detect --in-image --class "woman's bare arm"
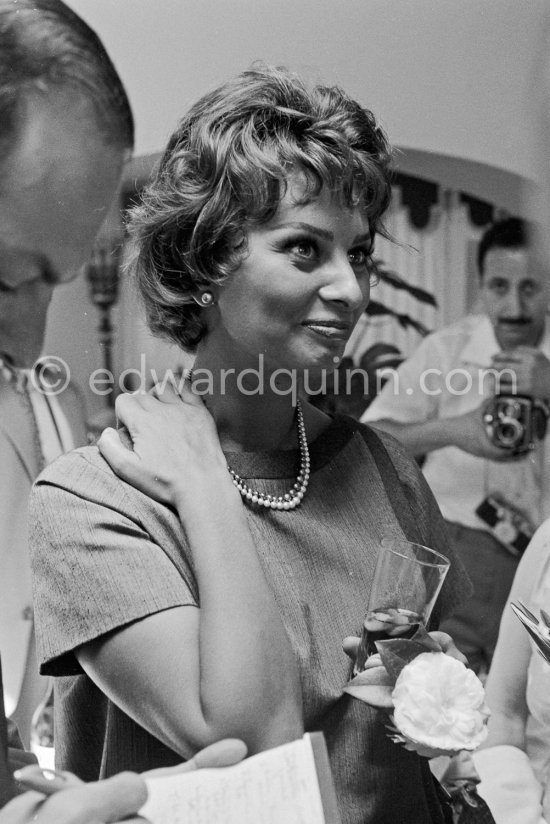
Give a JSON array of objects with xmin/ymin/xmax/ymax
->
[{"xmin": 76, "ymin": 386, "xmax": 303, "ymax": 758}]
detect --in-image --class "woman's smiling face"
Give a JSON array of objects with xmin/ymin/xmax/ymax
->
[{"xmin": 207, "ymin": 176, "xmax": 373, "ymax": 374}]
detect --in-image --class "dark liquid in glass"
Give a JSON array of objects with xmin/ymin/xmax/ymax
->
[{"xmin": 354, "ymin": 607, "xmax": 422, "ymax": 674}]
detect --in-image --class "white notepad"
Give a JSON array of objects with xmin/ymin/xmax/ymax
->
[{"xmin": 138, "ymin": 732, "xmax": 341, "ymax": 824}]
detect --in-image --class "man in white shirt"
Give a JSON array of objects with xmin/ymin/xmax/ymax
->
[
  {"xmin": 363, "ymin": 218, "xmax": 550, "ymax": 674},
  {"xmin": 0, "ymin": 0, "xmax": 133, "ymax": 745}
]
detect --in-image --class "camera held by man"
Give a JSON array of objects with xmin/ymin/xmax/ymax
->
[{"xmin": 482, "ymin": 393, "xmax": 550, "ymax": 455}]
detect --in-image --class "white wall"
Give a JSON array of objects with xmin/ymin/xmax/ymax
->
[{"xmin": 66, "ymin": 0, "xmax": 547, "ymax": 178}]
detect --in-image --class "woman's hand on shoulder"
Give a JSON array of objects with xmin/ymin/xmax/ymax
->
[{"xmin": 97, "ymin": 381, "xmax": 229, "ymax": 508}]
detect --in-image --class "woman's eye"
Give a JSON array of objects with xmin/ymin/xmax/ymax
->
[
  {"xmin": 291, "ymin": 240, "xmax": 317, "ymax": 259},
  {"xmin": 348, "ymin": 248, "xmax": 368, "ymax": 267}
]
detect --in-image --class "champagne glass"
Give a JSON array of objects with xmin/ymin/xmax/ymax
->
[{"xmin": 354, "ymin": 538, "xmax": 450, "ymax": 674}]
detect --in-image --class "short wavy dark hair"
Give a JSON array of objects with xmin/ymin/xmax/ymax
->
[{"xmin": 126, "ymin": 65, "xmax": 393, "ymax": 350}]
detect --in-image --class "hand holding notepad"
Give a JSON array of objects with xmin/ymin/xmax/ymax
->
[{"xmin": 138, "ymin": 733, "xmax": 340, "ymax": 824}]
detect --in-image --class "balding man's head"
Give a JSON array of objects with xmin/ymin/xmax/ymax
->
[
  {"xmin": 0, "ymin": 0, "xmax": 133, "ymax": 291},
  {"xmin": 0, "ymin": 0, "xmax": 133, "ymax": 160}
]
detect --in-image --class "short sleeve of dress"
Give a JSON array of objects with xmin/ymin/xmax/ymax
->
[
  {"xmin": 367, "ymin": 426, "xmax": 473, "ymax": 622},
  {"xmin": 29, "ymin": 448, "xmax": 198, "ymax": 677}
]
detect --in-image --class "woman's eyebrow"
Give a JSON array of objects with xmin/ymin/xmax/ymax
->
[
  {"xmin": 270, "ymin": 221, "xmax": 334, "ymax": 241},
  {"xmin": 270, "ymin": 221, "xmax": 371, "ymax": 247}
]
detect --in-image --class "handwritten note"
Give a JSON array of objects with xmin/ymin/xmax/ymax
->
[{"xmin": 139, "ymin": 734, "xmax": 328, "ymax": 824}]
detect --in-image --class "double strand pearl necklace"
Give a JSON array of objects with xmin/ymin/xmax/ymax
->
[
  {"xmin": 186, "ymin": 370, "xmax": 310, "ymax": 510},
  {"xmin": 228, "ymin": 400, "xmax": 310, "ymax": 510}
]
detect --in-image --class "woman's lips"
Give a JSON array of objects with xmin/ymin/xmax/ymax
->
[{"xmin": 302, "ymin": 320, "xmax": 351, "ymax": 339}]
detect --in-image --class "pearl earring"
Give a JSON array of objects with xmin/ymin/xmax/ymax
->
[{"xmin": 193, "ymin": 291, "xmax": 215, "ymax": 307}]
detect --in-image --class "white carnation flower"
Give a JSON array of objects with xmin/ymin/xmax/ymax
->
[{"xmin": 391, "ymin": 652, "xmax": 490, "ymax": 757}]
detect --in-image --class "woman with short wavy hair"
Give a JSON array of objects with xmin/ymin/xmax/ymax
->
[
  {"xmin": 129, "ymin": 66, "xmax": 392, "ymax": 350},
  {"xmin": 29, "ymin": 65, "xmax": 468, "ymax": 824}
]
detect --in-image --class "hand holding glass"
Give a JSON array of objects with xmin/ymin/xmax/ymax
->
[{"xmin": 354, "ymin": 538, "xmax": 450, "ymax": 674}]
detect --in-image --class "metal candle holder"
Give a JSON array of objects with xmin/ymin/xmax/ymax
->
[{"xmin": 85, "ymin": 242, "xmax": 122, "ymax": 407}]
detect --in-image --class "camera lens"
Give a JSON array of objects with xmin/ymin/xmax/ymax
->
[{"xmin": 494, "ymin": 417, "xmax": 523, "ymax": 448}]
